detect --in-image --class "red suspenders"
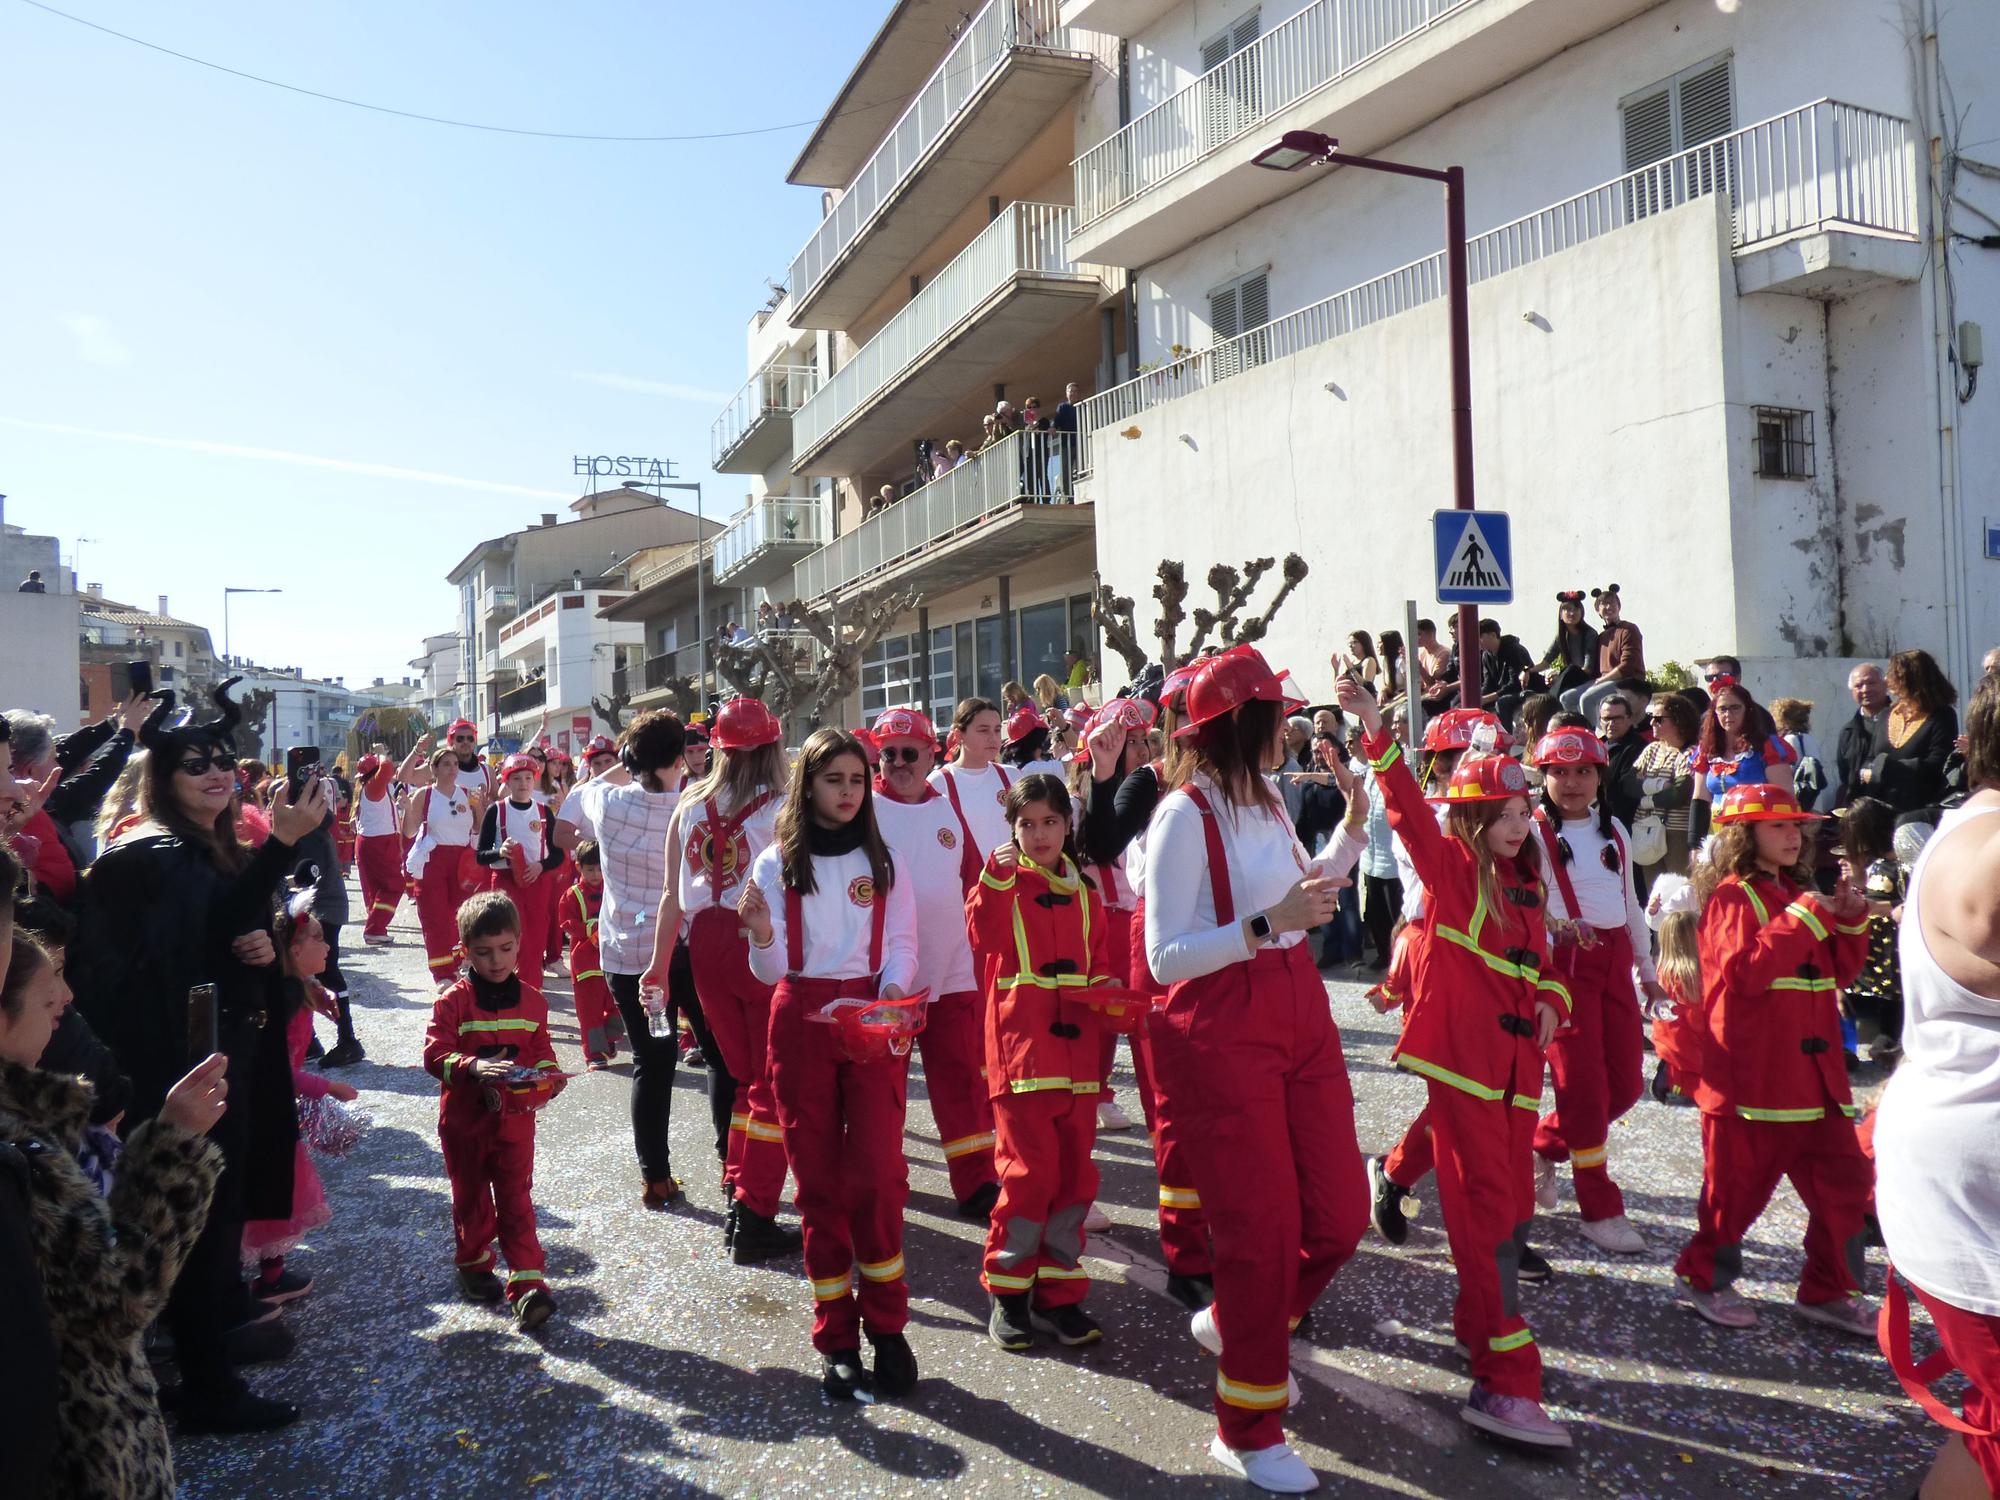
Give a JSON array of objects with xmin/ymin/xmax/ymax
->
[
  {"xmin": 1181, "ymin": 785, "xmax": 1237, "ymax": 925},
  {"xmin": 700, "ymin": 790, "xmax": 774, "ymax": 893},
  {"xmin": 783, "ymin": 881, "xmax": 887, "ymax": 978}
]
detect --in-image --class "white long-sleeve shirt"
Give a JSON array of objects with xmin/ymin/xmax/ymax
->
[
  {"xmin": 1144, "ymin": 772, "xmax": 1366, "ymax": 984},
  {"xmin": 872, "ymin": 787, "xmax": 978, "ymax": 996},
  {"xmin": 927, "ymin": 763, "xmax": 1013, "ymax": 862},
  {"xmin": 672, "ymin": 787, "xmax": 785, "ymax": 918},
  {"xmin": 1539, "ymin": 814, "xmax": 1657, "ymax": 984},
  {"xmin": 745, "ymin": 844, "xmax": 919, "ymax": 994}
]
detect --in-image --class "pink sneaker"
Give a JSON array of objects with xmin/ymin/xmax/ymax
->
[
  {"xmin": 1679, "ymin": 1279, "xmax": 1759, "ymax": 1329},
  {"xmin": 1794, "ymin": 1295, "xmax": 1878, "ymax": 1337},
  {"xmin": 1459, "ymin": 1384, "xmax": 1573, "ymax": 1448}
]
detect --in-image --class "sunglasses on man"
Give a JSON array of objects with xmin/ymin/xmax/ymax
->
[
  {"xmin": 176, "ymin": 752, "xmax": 239, "ymax": 777},
  {"xmin": 881, "ymin": 745, "xmax": 926, "ymax": 765}
]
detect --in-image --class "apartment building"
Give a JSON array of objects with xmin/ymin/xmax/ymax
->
[
  {"xmin": 717, "ymin": 0, "xmax": 1127, "ymax": 724},
  {"xmin": 1061, "ymin": 0, "xmax": 1998, "ymax": 706}
]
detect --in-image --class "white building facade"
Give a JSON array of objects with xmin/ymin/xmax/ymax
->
[{"xmin": 1060, "ymin": 0, "xmax": 1998, "ymax": 705}]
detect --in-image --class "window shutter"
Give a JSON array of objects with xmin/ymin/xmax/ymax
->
[
  {"xmin": 1238, "ymin": 272, "xmax": 1270, "ymax": 331},
  {"xmin": 1209, "ymin": 283, "xmax": 1242, "ymax": 343},
  {"xmin": 1232, "ymin": 10, "xmax": 1261, "ymax": 53},
  {"xmin": 1622, "ymin": 88, "xmax": 1673, "ymax": 171},
  {"xmin": 1201, "ymin": 31, "xmax": 1232, "ymax": 72},
  {"xmin": 1676, "ymin": 59, "xmax": 1733, "ymax": 149}
]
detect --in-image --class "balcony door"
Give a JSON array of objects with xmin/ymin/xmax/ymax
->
[{"xmin": 1201, "ymin": 9, "xmax": 1262, "ymax": 155}]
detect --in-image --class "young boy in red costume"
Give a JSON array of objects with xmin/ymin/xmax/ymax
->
[
  {"xmin": 556, "ymin": 840, "xmax": 623, "ymax": 1069},
  {"xmin": 1673, "ymin": 782, "xmax": 1876, "ymax": 1336},
  {"xmin": 422, "ymin": 892, "xmax": 565, "ymax": 1328},
  {"xmin": 1341, "ymin": 677, "xmax": 1576, "ymax": 1450},
  {"xmin": 968, "ymin": 773, "xmax": 1123, "ymax": 1352}
]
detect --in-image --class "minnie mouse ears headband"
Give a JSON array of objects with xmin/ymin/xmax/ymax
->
[
  {"xmin": 1590, "ymin": 584, "xmax": 1621, "ymax": 599},
  {"xmin": 1556, "ymin": 590, "xmax": 1585, "ymax": 605},
  {"xmin": 283, "ymin": 860, "xmax": 321, "ymax": 922}
]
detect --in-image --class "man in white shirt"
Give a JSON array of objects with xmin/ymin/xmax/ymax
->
[{"xmin": 874, "ymin": 706, "xmax": 999, "ymax": 1219}]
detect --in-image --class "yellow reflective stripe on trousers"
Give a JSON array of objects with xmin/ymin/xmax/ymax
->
[
  {"xmin": 986, "ymin": 1270, "xmax": 1035, "ymax": 1291},
  {"xmin": 1217, "ymin": 1373, "xmax": 1291, "ymax": 1409},
  {"xmin": 507, "ymin": 1268, "xmax": 546, "ymax": 1284},
  {"xmin": 743, "ymin": 1119, "xmax": 785, "ymax": 1143},
  {"xmin": 858, "ymin": 1255, "xmax": 905, "ymax": 1283},
  {"xmin": 811, "ymin": 1272, "xmax": 854, "ymax": 1301},
  {"xmin": 1737, "ymin": 1105, "xmax": 1827, "ymax": 1122},
  {"xmin": 1396, "ymin": 1053, "xmax": 1506, "ymax": 1102},
  {"xmin": 728, "ymin": 1113, "xmax": 751, "ymax": 1132},
  {"xmin": 575, "ymin": 968, "xmax": 606, "ymax": 982},
  {"xmin": 1009, "ymin": 1076, "xmax": 1078, "ymax": 1093},
  {"xmin": 1037, "ymin": 1265, "xmax": 1088, "ymax": 1280},
  {"xmin": 1489, "ymin": 1327, "xmax": 1536, "ymax": 1353},
  {"xmin": 942, "ymin": 1133, "xmax": 996, "ymax": 1159},
  {"xmin": 1785, "ymin": 899, "xmax": 1830, "ymax": 941},
  {"xmin": 1158, "ymin": 1185, "xmax": 1202, "ymax": 1209},
  {"xmin": 1573, "ymin": 1144, "xmax": 1608, "ymax": 1168}
]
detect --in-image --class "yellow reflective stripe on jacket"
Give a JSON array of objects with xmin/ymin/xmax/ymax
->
[
  {"xmin": 1742, "ymin": 883, "xmax": 1772, "ymax": 924},
  {"xmin": 575, "ymin": 968, "xmax": 606, "ymax": 983},
  {"xmin": 1008, "ymin": 1076, "xmax": 1088, "ymax": 1094},
  {"xmin": 1396, "ymin": 1053, "xmax": 1507, "ymax": 1102},
  {"xmin": 1737, "ymin": 1105, "xmax": 1827, "ymax": 1122},
  {"xmin": 1536, "ymin": 976, "xmax": 1573, "ymax": 1017},
  {"xmin": 457, "ymin": 1017, "xmax": 541, "ymax": 1035},
  {"xmin": 1769, "ymin": 976, "xmax": 1838, "ymax": 993},
  {"xmin": 1368, "ymin": 740, "xmax": 1403, "ymax": 774},
  {"xmin": 1836, "ymin": 919, "xmax": 1870, "ymax": 936},
  {"xmin": 1037, "ymin": 1265, "xmax": 1088, "ymax": 1280},
  {"xmin": 1434, "ymin": 923, "xmax": 1543, "ymax": 987},
  {"xmin": 998, "ymin": 859, "xmax": 1096, "ymax": 990},
  {"xmin": 1785, "ymin": 899, "xmax": 1829, "ymax": 941},
  {"xmin": 1511, "ymin": 1093, "xmax": 1542, "ymax": 1112},
  {"xmin": 979, "ymin": 868, "xmax": 1018, "ymax": 893}
]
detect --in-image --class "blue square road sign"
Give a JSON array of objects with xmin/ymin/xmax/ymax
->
[{"xmin": 1434, "ymin": 510, "xmax": 1513, "ymax": 605}]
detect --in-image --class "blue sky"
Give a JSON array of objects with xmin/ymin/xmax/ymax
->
[{"xmin": 1, "ymin": 0, "xmax": 878, "ymax": 685}]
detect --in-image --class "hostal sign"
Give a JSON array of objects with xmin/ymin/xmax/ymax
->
[{"xmin": 574, "ymin": 455, "xmax": 678, "ymax": 482}]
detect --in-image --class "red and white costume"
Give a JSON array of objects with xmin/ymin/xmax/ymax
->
[
  {"xmin": 354, "ymin": 757, "xmax": 406, "ymax": 941},
  {"xmin": 1145, "ymin": 769, "xmax": 1370, "ymax": 1453},
  {"xmin": 873, "ymin": 766, "xmax": 997, "ymax": 1202},
  {"xmin": 421, "ymin": 971, "xmax": 566, "ymax": 1303},
  {"xmin": 747, "ymin": 842, "xmax": 919, "ymax": 1354},
  {"xmin": 927, "ymin": 761, "xmax": 1012, "ymax": 863},
  {"xmin": 478, "ymin": 779, "xmax": 561, "ymax": 979},
  {"xmin": 405, "ymin": 780, "xmax": 479, "ymax": 983},
  {"xmin": 557, "ymin": 879, "xmax": 620, "ymax": 1063},
  {"xmin": 967, "ymin": 849, "xmax": 1118, "ymax": 1306}
]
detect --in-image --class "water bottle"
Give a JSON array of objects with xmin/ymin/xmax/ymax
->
[{"xmin": 641, "ymin": 984, "xmax": 671, "ymax": 1039}]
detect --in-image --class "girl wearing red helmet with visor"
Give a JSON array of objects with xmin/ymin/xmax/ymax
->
[{"xmin": 1145, "ymin": 646, "xmax": 1370, "ymax": 1494}]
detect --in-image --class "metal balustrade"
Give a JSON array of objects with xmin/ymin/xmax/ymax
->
[
  {"xmin": 795, "ymin": 429, "xmax": 1076, "ymax": 599},
  {"xmin": 1076, "ymin": 100, "xmax": 1916, "ymax": 477},
  {"xmin": 713, "ymin": 498, "xmax": 829, "ymax": 582},
  {"xmin": 792, "ymin": 201, "xmax": 1103, "ymax": 458},
  {"xmin": 788, "ymin": 0, "xmax": 1082, "ymax": 310},
  {"xmin": 711, "ymin": 365, "xmax": 819, "ymax": 468},
  {"xmin": 1072, "ymin": 0, "xmax": 1476, "ymax": 228}
]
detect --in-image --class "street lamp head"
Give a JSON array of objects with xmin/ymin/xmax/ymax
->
[{"xmin": 1251, "ymin": 130, "xmax": 1339, "ymax": 172}]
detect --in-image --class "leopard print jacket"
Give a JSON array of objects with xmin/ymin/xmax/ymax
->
[{"xmin": 0, "ymin": 1058, "xmax": 222, "ymax": 1500}]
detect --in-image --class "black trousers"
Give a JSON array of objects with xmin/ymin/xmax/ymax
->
[
  {"xmin": 317, "ymin": 923, "xmax": 357, "ymax": 1045},
  {"xmin": 165, "ymin": 1198, "xmax": 250, "ymax": 1399},
  {"xmin": 1362, "ymin": 875, "xmax": 1402, "ymax": 967},
  {"xmin": 609, "ymin": 944, "xmax": 732, "ymax": 1184}
]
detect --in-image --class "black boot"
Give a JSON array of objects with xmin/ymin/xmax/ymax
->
[
  {"xmin": 458, "ymin": 1268, "xmax": 504, "ymax": 1303},
  {"xmin": 1368, "ymin": 1155, "xmax": 1416, "ymax": 1246},
  {"xmin": 723, "ymin": 1199, "xmax": 740, "ymax": 1253},
  {"xmin": 319, "ymin": 992, "xmax": 364, "ymax": 1067},
  {"xmin": 867, "ymin": 1331, "xmax": 919, "ymax": 1397},
  {"xmin": 1030, "ymin": 1304, "xmax": 1102, "ymax": 1347},
  {"xmin": 1164, "ymin": 1272, "xmax": 1214, "ymax": 1311},
  {"xmin": 822, "ymin": 1349, "xmax": 872, "ymax": 1402},
  {"xmin": 1517, "ymin": 1245, "xmax": 1554, "ymax": 1284},
  {"xmin": 957, "ymin": 1181, "xmax": 1001, "ymax": 1222},
  {"xmin": 175, "ymin": 1383, "xmax": 301, "ymax": 1434},
  {"xmin": 730, "ymin": 1207, "xmax": 802, "ymax": 1265},
  {"xmin": 988, "ymin": 1292, "xmax": 1034, "ymax": 1351}
]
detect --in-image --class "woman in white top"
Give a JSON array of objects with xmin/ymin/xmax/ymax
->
[
  {"xmin": 642, "ymin": 696, "xmax": 794, "ymax": 1263},
  {"xmin": 1874, "ymin": 672, "xmax": 2000, "ymax": 1500},
  {"xmin": 929, "ymin": 697, "xmax": 1013, "ymax": 859},
  {"xmin": 1142, "ymin": 644, "xmax": 1369, "ymax": 1496},
  {"xmin": 401, "ymin": 745, "xmax": 478, "ymax": 987},
  {"xmin": 741, "ymin": 729, "xmax": 919, "ymax": 1404}
]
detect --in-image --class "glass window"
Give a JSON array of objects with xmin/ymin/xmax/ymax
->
[
  {"xmin": 1017, "ymin": 601, "xmax": 1068, "ymax": 692},
  {"xmin": 860, "ymin": 634, "xmax": 919, "ymax": 716},
  {"xmin": 955, "ymin": 621, "xmax": 975, "ymax": 703},
  {"xmin": 929, "ymin": 625, "xmax": 955, "ymax": 716},
  {"xmin": 974, "ymin": 616, "xmax": 1005, "ymax": 706}
]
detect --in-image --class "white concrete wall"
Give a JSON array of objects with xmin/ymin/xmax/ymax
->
[
  {"xmin": 0, "ymin": 593, "xmax": 82, "ymax": 723},
  {"xmin": 1092, "ymin": 196, "xmax": 1739, "ymax": 691}
]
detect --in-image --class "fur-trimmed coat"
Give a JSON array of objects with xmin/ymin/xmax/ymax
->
[{"xmin": 0, "ymin": 1059, "xmax": 222, "ymax": 1500}]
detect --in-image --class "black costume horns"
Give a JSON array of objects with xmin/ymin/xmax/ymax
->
[{"xmin": 136, "ymin": 675, "xmax": 243, "ymax": 754}]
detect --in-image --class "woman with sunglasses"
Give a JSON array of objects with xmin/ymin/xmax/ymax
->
[
  {"xmin": 1632, "ymin": 694, "xmax": 1698, "ymax": 878},
  {"xmin": 71, "ymin": 681, "xmax": 326, "ymax": 1433},
  {"xmin": 1526, "ymin": 723, "xmax": 1666, "ymax": 1257},
  {"xmin": 1689, "ymin": 678, "xmax": 1796, "ymax": 842}
]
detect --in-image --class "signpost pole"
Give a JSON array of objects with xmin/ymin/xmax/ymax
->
[{"xmin": 1444, "ymin": 165, "xmax": 1480, "ymax": 711}]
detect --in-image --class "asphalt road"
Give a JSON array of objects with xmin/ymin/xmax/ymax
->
[{"xmin": 173, "ymin": 880, "xmax": 1941, "ymax": 1499}]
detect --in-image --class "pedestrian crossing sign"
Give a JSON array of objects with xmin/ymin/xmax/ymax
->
[{"xmin": 1433, "ymin": 509, "xmax": 1513, "ymax": 604}]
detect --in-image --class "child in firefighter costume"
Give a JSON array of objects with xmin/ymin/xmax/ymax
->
[
  {"xmin": 402, "ymin": 745, "xmax": 482, "ymax": 987},
  {"xmin": 421, "ymin": 892, "xmax": 565, "ymax": 1328},
  {"xmin": 477, "ymin": 753, "xmax": 563, "ymax": 982},
  {"xmin": 1527, "ymin": 725, "xmax": 1668, "ymax": 1255},
  {"xmin": 646, "ymin": 696, "xmax": 798, "ymax": 1264},
  {"xmin": 556, "ymin": 840, "xmax": 623, "ymax": 1068},
  {"xmin": 969, "ymin": 772, "xmax": 1126, "ymax": 1352},
  {"xmin": 869, "ymin": 704, "xmax": 1001, "ymax": 1220},
  {"xmin": 1341, "ymin": 677, "xmax": 1576, "ymax": 1451},
  {"xmin": 1144, "ymin": 647, "xmax": 1371, "ymax": 1494},
  {"xmin": 740, "ymin": 729, "xmax": 922, "ymax": 1403},
  {"xmin": 1672, "ymin": 782, "xmax": 1877, "ymax": 1336},
  {"xmin": 1079, "ymin": 668, "xmax": 1217, "ymax": 1312},
  {"xmin": 928, "ymin": 697, "xmax": 1012, "ymax": 859},
  {"xmin": 352, "ymin": 752, "xmax": 405, "ymax": 947}
]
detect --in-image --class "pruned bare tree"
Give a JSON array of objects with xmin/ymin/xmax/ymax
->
[
  {"xmin": 232, "ymin": 687, "xmax": 277, "ymax": 765},
  {"xmin": 590, "ymin": 692, "xmax": 631, "ymax": 735},
  {"xmin": 712, "ymin": 584, "xmax": 920, "ymax": 731},
  {"xmin": 1090, "ymin": 571, "xmax": 1149, "ymax": 681},
  {"xmin": 1230, "ymin": 553, "xmax": 1309, "ymax": 646},
  {"xmin": 1098, "ymin": 553, "xmax": 1310, "ymax": 678},
  {"xmin": 1152, "ymin": 560, "xmax": 1189, "ymax": 667}
]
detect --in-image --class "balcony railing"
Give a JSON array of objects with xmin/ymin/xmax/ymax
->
[
  {"xmin": 788, "ymin": 0, "xmax": 1082, "ymax": 311},
  {"xmin": 711, "ymin": 364, "xmax": 819, "ymax": 468},
  {"xmin": 481, "ymin": 584, "xmax": 517, "ymax": 617},
  {"xmin": 1076, "ymin": 100, "xmax": 1916, "ymax": 477},
  {"xmin": 793, "ymin": 202, "xmax": 1101, "ymax": 458},
  {"xmin": 629, "ymin": 540, "xmax": 714, "ymax": 594},
  {"xmin": 714, "ymin": 498, "xmax": 829, "ymax": 582},
  {"xmin": 1072, "ymin": 0, "xmax": 1477, "ymax": 228},
  {"xmin": 496, "ymin": 677, "xmax": 547, "ymax": 718},
  {"xmin": 796, "ymin": 429, "xmax": 1080, "ymax": 600}
]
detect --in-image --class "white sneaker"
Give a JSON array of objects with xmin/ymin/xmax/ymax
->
[
  {"xmin": 1795, "ymin": 1295, "xmax": 1878, "ymax": 1338},
  {"xmin": 1083, "ymin": 1203, "xmax": 1112, "ymax": 1233},
  {"xmin": 1533, "ymin": 1154, "xmax": 1558, "ymax": 1211},
  {"xmin": 1096, "ymin": 1096, "xmax": 1134, "ymax": 1131},
  {"xmin": 1208, "ymin": 1437, "xmax": 1319, "ymax": 1493},
  {"xmin": 1191, "ymin": 1308, "xmax": 1300, "ymax": 1404},
  {"xmin": 1577, "ymin": 1214, "xmax": 1647, "ymax": 1255}
]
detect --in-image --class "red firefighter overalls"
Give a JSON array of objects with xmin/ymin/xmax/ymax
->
[
  {"xmin": 557, "ymin": 880, "xmax": 620, "ymax": 1064},
  {"xmin": 766, "ymin": 882, "xmax": 911, "ymax": 1354},
  {"xmin": 966, "ymin": 849, "xmax": 1118, "ymax": 1307},
  {"xmin": 1674, "ymin": 873, "xmax": 1873, "ymax": 1306},
  {"xmin": 1148, "ymin": 785, "xmax": 1370, "ymax": 1452},
  {"xmin": 1127, "ymin": 877, "xmax": 1212, "ymax": 1283},
  {"xmin": 354, "ymin": 759, "xmax": 406, "ymax": 941}
]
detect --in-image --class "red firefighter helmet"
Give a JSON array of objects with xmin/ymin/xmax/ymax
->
[
  {"xmin": 582, "ymin": 734, "xmax": 616, "ymax": 761},
  {"xmin": 1432, "ymin": 753, "xmax": 1533, "ymax": 804},
  {"xmin": 1713, "ymin": 782, "xmax": 1825, "ymax": 824},
  {"xmin": 1003, "ymin": 703, "xmax": 1046, "ymax": 745},
  {"xmin": 446, "ymin": 718, "xmax": 478, "ymax": 739},
  {"xmin": 1068, "ymin": 985, "xmax": 1153, "ymax": 1034},
  {"xmin": 499, "ymin": 752, "xmax": 540, "ymax": 782},
  {"xmin": 1174, "ymin": 645, "xmax": 1306, "ymax": 737},
  {"xmin": 1160, "ymin": 662, "xmax": 1202, "ymax": 702},
  {"xmin": 820, "ymin": 993, "xmax": 930, "ymax": 1062},
  {"xmin": 871, "ymin": 705, "xmax": 937, "ymax": 744},
  {"xmin": 1422, "ymin": 708, "xmax": 1509, "ymax": 753},
  {"xmin": 710, "ymin": 696, "xmax": 782, "ymax": 751},
  {"xmin": 544, "ymin": 747, "xmax": 572, "ymax": 766},
  {"xmin": 1531, "ymin": 727, "xmax": 1608, "ymax": 768},
  {"xmin": 1071, "ymin": 697, "xmax": 1160, "ymax": 763},
  {"xmin": 356, "ymin": 753, "xmax": 381, "ymax": 777}
]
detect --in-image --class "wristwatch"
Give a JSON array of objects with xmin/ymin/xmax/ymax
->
[{"xmin": 1248, "ymin": 911, "xmax": 1273, "ymax": 944}]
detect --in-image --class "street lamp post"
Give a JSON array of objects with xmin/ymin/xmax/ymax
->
[
  {"xmin": 1251, "ymin": 130, "xmax": 1481, "ymax": 711},
  {"xmin": 627, "ymin": 479, "xmax": 709, "ymax": 715},
  {"xmin": 222, "ymin": 586, "xmax": 283, "ymax": 665},
  {"xmin": 72, "ymin": 537, "xmax": 99, "ymax": 590}
]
